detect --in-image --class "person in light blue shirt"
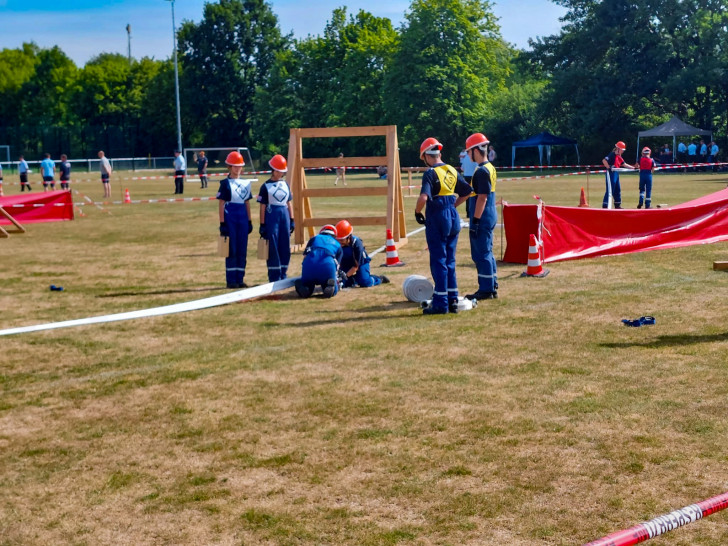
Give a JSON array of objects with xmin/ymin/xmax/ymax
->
[
  {"xmin": 18, "ymin": 155, "xmax": 31, "ymax": 192},
  {"xmin": 173, "ymin": 150, "xmax": 186, "ymax": 194},
  {"xmin": 677, "ymin": 141, "xmax": 687, "ymax": 164},
  {"xmin": 40, "ymin": 153, "xmax": 56, "ymax": 191}
]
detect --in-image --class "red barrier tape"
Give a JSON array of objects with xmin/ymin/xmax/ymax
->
[{"xmin": 585, "ymin": 491, "xmax": 728, "ymax": 546}]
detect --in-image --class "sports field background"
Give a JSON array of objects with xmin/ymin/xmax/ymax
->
[{"xmin": 2, "ymin": 167, "xmax": 728, "ymax": 544}]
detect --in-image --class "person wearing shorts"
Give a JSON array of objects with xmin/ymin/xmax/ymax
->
[
  {"xmin": 18, "ymin": 155, "xmax": 31, "ymax": 192},
  {"xmin": 59, "ymin": 154, "xmax": 71, "ymax": 190},
  {"xmin": 98, "ymin": 150, "xmax": 112, "ymax": 198},
  {"xmin": 40, "ymin": 153, "xmax": 56, "ymax": 191}
]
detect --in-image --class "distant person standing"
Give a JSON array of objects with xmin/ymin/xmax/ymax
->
[
  {"xmin": 173, "ymin": 149, "xmax": 186, "ymax": 194},
  {"xmin": 677, "ymin": 141, "xmax": 687, "ymax": 164},
  {"xmin": 709, "ymin": 141, "xmax": 719, "ymax": 171},
  {"xmin": 699, "ymin": 139, "xmax": 708, "ymax": 170},
  {"xmin": 637, "ymin": 147, "xmax": 656, "ymax": 209},
  {"xmin": 334, "ymin": 152, "xmax": 346, "ymax": 186},
  {"xmin": 18, "ymin": 155, "xmax": 31, "ymax": 192},
  {"xmin": 196, "ymin": 151, "xmax": 208, "ymax": 189},
  {"xmin": 98, "ymin": 150, "xmax": 112, "ymax": 199},
  {"xmin": 687, "ymin": 141, "xmax": 697, "ymax": 167},
  {"xmin": 58, "ymin": 154, "xmax": 71, "ymax": 190},
  {"xmin": 601, "ymin": 141, "xmax": 635, "ymax": 209},
  {"xmin": 0, "ymin": 161, "xmax": 4, "ymax": 196},
  {"xmin": 40, "ymin": 153, "xmax": 56, "ymax": 191}
]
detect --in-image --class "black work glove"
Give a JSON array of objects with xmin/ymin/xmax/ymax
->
[
  {"xmin": 290, "ymin": 219, "xmax": 295, "ymax": 234},
  {"xmin": 219, "ymin": 222, "xmax": 229, "ymax": 237},
  {"xmin": 415, "ymin": 212, "xmax": 425, "ymax": 225},
  {"xmin": 248, "ymin": 221, "xmax": 253, "ymax": 235},
  {"xmin": 259, "ymin": 224, "xmax": 267, "ymax": 239},
  {"xmin": 469, "ymin": 216, "xmax": 480, "ymax": 236}
]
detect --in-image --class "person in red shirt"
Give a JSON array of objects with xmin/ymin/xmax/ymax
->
[
  {"xmin": 637, "ymin": 147, "xmax": 657, "ymax": 209},
  {"xmin": 601, "ymin": 141, "xmax": 635, "ymax": 209}
]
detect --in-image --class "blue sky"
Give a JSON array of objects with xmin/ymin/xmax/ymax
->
[{"xmin": 0, "ymin": 0, "xmax": 567, "ymax": 66}]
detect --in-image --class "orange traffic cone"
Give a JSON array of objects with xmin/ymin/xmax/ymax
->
[
  {"xmin": 578, "ymin": 187, "xmax": 589, "ymax": 207},
  {"xmin": 382, "ymin": 228, "xmax": 406, "ymax": 267},
  {"xmin": 520, "ymin": 234, "xmax": 549, "ymax": 277},
  {"xmin": 124, "ymin": 188, "xmax": 131, "ymax": 204}
]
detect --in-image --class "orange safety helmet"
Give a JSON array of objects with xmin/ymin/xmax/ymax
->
[
  {"xmin": 642, "ymin": 147, "xmax": 651, "ymax": 155},
  {"xmin": 320, "ymin": 224, "xmax": 337, "ymax": 236},
  {"xmin": 335, "ymin": 219, "xmax": 353, "ymax": 240},
  {"xmin": 615, "ymin": 141, "xmax": 627, "ymax": 151},
  {"xmin": 465, "ymin": 132, "xmax": 490, "ymax": 152},
  {"xmin": 269, "ymin": 154, "xmax": 288, "ymax": 172},
  {"xmin": 225, "ymin": 151, "xmax": 246, "ymax": 166},
  {"xmin": 419, "ymin": 137, "xmax": 443, "ymax": 159}
]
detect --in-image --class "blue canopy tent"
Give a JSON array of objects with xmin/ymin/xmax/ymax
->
[{"xmin": 511, "ymin": 131, "xmax": 580, "ymax": 167}]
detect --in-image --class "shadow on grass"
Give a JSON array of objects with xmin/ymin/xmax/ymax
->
[
  {"xmin": 601, "ymin": 331, "xmax": 728, "ymax": 348},
  {"xmin": 355, "ymin": 301, "xmax": 418, "ymax": 312},
  {"xmin": 276, "ymin": 311, "xmax": 422, "ymax": 327},
  {"xmin": 98, "ymin": 286, "xmax": 227, "ymax": 298}
]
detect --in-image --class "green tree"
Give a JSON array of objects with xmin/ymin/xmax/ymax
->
[
  {"xmin": 383, "ymin": 0, "xmax": 510, "ymax": 164},
  {"xmin": 0, "ymin": 43, "xmax": 40, "ymax": 128},
  {"xmin": 530, "ymin": 0, "xmax": 728, "ymax": 156},
  {"xmin": 253, "ymin": 8, "xmax": 397, "ymax": 156},
  {"xmin": 177, "ymin": 0, "xmax": 288, "ymax": 147}
]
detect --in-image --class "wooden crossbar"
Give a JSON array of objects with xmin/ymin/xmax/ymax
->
[{"xmin": 0, "ymin": 206, "xmax": 26, "ymax": 238}]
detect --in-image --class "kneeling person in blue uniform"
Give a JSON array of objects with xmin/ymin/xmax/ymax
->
[
  {"xmin": 335, "ymin": 220, "xmax": 389, "ymax": 287},
  {"xmin": 295, "ymin": 225, "xmax": 343, "ymax": 298}
]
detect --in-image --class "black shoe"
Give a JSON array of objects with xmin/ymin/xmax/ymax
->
[
  {"xmin": 380, "ymin": 275, "xmax": 390, "ymax": 284},
  {"xmin": 614, "ymin": 205, "xmax": 623, "ymax": 209},
  {"xmin": 448, "ymin": 301, "xmax": 459, "ymax": 314},
  {"xmin": 322, "ymin": 278, "xmax": 337, "ymax": 298},
  {"xmin": 227, "ymin": 283, "xmax": 241, "ymax": 289},
  {"xmin": 637, "ymin": 203, "xmax": 643, "ymax": 209},
  {"xmin": 466, "ymin": 290, "xmax": 497, "ymax": 300},
  {"xmin": 294, "ymin": 279, "xmax": 313, "ymax": 298},
  {"xmin": 423, "ymin": 306, "xmax": 448, "ymax": 315}
]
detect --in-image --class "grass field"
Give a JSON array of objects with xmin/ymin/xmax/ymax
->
[{"xmin": 2, "ymin": 167, "xmax": 728, "ymax": 545}]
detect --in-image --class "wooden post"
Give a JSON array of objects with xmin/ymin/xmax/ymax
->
[{"xmin": 288, "ymin": 125, "xmax": 407, "ymax": 248}]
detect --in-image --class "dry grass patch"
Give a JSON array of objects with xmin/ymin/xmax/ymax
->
[{"xmin": 2, "ymin": 170, "xmax": 728, "ymax": 544}]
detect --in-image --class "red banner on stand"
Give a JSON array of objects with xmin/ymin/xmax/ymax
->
[
  {"xmin": 0, "ymin": 191, "xmax": 74, "ymax": 225},
  {"xmin": 503, "ymin": 188, "xmax": 728, "ymax": 264}
]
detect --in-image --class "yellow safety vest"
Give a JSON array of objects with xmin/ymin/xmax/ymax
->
[
  {"xmin": 432, "ymin": 165, "xmax": 459, "ymax": 196},
  {"xmin": 474, "ymin": 162, "xmax": 497, "ymax": 193}
]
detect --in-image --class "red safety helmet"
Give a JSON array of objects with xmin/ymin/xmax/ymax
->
[
  {"xmin": 642, "ymin": 147, "xmax": 651, "ymax": 155},
  {"xmin": 335, "ymin": 219, "xmax": 353, "ymax": 240},
  {"xmin": 615, "ymin": 141, "xmax": 627, "ymax": 150},
  {"xmin": 419, "ymin": 137, "xmax": 443, "ymax": 159},
  {"xmin": 465, "ymin": 132, "xmax": 490, "ymax": 152},
  {"xmin": 320, "ymin": 224, "xmax": 337, "ymax": 236},
  {"xmin": 269, "ymin": 154, "xmax": 288, "ymax": 172},
  {"xmin": 225, "ymin": 151, "xmax": 246, "ymax": 166}
]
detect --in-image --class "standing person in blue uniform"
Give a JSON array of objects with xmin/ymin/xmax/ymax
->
[
  {"xmin": 295, "ymin": 224, "xmax": 343, "ymax": 298},
  {"xmin": 40, "ymin": 153, "xmax": 56, "ymax": 191},
  {"xmin": 196, "ymin": 151, "xmax": 208, "ymax": 188},
  {"xmin": 217, "ymin": 151, "xmax": 253, "ymax": 289},
  {"xmin": 257, "ymin": 154, "xmax": 294, "ymax": 282},
  {"xmin": 98, "ymin": 151, "xmax": 112, "ymax": 199},
  {"xmin": 601, "ymin": 141, "xmax": 635, "ymax": 209},
  {"xmin": 173, "ymin": 149, "xmax": 186, "ymax": 194},
  {"xmin": 58, "ymin": 154, "xmax": 71, "ymax": 190},
  {"xmin": 414, "ymin": 137, "xmax": 472, "ymax": 315},
  {"xmin": 334, "ymin": 219, "xmax": 389, "ymax": 288},
  {"xmin": 18, "ymin": 155, "xmax": 31, "ymax": 192},
  {"xmin": 463, "ymin": 133, "xmax": 498, "ymax": 301},
  {"xmin": 637, "ymin": 147, "xmax": 657, "ymax": 209}
]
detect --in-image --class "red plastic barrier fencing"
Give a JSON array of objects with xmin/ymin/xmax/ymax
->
[{"xmin": 585, "ymin": 491, "xmax": 728, "ymax": 545}]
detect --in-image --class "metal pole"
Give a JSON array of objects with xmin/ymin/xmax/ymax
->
[
  {"xmin": 126, "ymin": 24, "xmax": 132, "ymax": 64},
  {"xmin": 167, "ymin": 0, "xmax": 183, "ymax": 152}
]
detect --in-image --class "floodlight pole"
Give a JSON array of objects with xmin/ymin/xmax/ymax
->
[
  {"xmin": 166, "ymin": 0, "xmax": 183, "ymax": 152},
  {"xmin": 126, "ymin": 24, "xmax": 132, "ymax": 64}
]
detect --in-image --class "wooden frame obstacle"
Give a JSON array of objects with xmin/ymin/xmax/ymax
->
[
  {"xmin": 0, "ymin": 206, "xmax": 26, "ymax": 238},
  {"xmin": 287, "ymin": 125, "xmax": 407, "ymax": 248}
]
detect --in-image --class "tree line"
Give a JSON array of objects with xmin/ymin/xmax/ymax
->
[{"xmin": 0, "ymin": 0, "xmax": 725, "ymax": 166}]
